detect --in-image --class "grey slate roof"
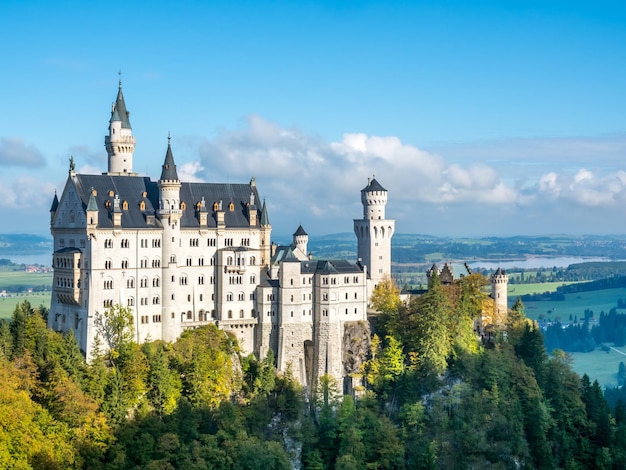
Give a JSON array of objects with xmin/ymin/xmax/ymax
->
[
  {"xmin": 50, "ymin": 193, "xmax": 59, "ymax": 212},
  {"xmin": 110, "ymin": 83, "xmax": 132, "ymax": 129},
  {"xmin": 361, "ymin": 178, "xmax": 386, "ymax": 193},
  {"xmin": 160, "ymin": 142, "xmax": 179, "ymax": 181},
  {"xmin": 300, "ymin": 259, "xmax": 364, "ymax": 275},
  {"xmin": 86, "ymin": 190, "xmax": 98, "ymax": 212},
  {"xmin": 260, "ymin": 199, "xmax": 270, "ymax": 226},
  {"xmin": 70, "ymin": 174, "xmax": 261, "ymax": 230},
  {"xmin": 293, "ymin": 225, "xmax": 307, "ymax": 237}
]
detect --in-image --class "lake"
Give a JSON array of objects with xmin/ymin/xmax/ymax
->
[{"xmin": 468, "ymin": 257, "xmax": 616, "ymax": 271}]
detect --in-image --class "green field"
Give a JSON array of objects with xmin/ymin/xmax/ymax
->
[
  {"xmin": 570, "ymin": 348, "xmax": 626, "ymax": 389},
  {"xmin": 0, "ymin": 292, "xmax": 51, "ymax": 319},
  {"xmin": 508, "ymin": 281, "xmax": 588, "ymax": 297},
  {"xmin": 518, "ymin": 287, "xmax": 626, "ymax": 323},
  {"xmin": 0, "ymin": 271, "xmax": 53, "ymax": 290}
]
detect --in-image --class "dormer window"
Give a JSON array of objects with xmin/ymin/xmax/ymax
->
[
  {"xmin": 213, "ymin": 202, "xmax": 219, "ymax": 211},
  {"xmin": 109, "ymin": 190, "xmax": 114, "ymax": 197},
  {"xmin": 229, "ymin": 202, "xmax": 234, "ymax": 211},
  {"xmin": 180, "ymin": 201, "xmax": 186, "ymax": 211},
  {"xmin": 139, "ymin": 200, "xmax": 146, "ymax": 211},
  {"xmin": 122, "ymin": 200, "xmax": 128, "ymax": 210}
]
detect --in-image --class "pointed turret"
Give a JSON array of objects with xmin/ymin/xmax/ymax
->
[
  {"xmin": 86, "ymin": 188, "xmax": 99, "ymax": 231},
  {"xmin": 105, "ymin": 77, "xmax": 136, "ymax": 175},
  {"xmin": 50, "ymin": 191, "xmax": 59, "ymax": 226},
  {"xmin": 160, "ymin": 138, "xmax": 179, "ymax": 181},
  {"xmin": 260, "ymin": 199, "xmax": 270, "ymax": 226}
]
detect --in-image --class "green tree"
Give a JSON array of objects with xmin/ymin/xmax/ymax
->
[{"xmin": 94, "ymin": 303, "xmax": 135, "ymax": 364}]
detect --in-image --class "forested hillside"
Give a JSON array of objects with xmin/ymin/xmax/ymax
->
[{"xmin": 1, "ymin": 274, "xmax": 625, "ymax": 469}]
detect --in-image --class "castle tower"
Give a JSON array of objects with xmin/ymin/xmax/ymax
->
[
  {"xmin": 293, "ymin": 225, "xmax": 308, "ymax": 260},
  {"xmin": 259, "ymin": 199, "xmax": 272, "ymax": 267},
  {"xmin": 157, "ymin": 137, "xmax": 182, "ymax": 342},
  {"xmin": 105, "ymin": 78, "xmax": 136, "ymax": 175},
  {"xmin": 490, "ymin": 268, "xmax": 508, "ymax": 324},
  {"xmin": 353, "ymin": 177, "xmax": 395, "ymax": 293}
]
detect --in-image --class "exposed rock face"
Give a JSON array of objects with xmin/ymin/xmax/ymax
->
[{"xmin": 343, "ymin": 321, "xmax": 371, "ymax": 375}]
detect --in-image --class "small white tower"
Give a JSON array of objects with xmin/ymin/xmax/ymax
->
[
  {"xmin": 490, "ymin": 268, "xmax": 509, "ymax": 324},
  {"xmin": 293, "ymin": 225, "xmax": 309, "ymax": 260},
  {"xmin": 105, "ymin": 78, "xmax": 136, "ymax": 175},
  {"xmin": 354, "ymin": 177, "xmax": 395, "ymax": 295}
]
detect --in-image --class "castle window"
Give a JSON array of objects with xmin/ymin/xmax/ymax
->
[
  {"xmin": 153, "ymin": 315, "xmax": 161, "ymax": 323},
  {"xmin": 141, "ymin": 277, "xmax": 148, "ymax": 288},
  {"xmin": 186, "ymin": 257, "xmax": 192, "ymax": 266},
  {"xmin": 227, "ymin": 293, "xmax": 233, "ymax": 302},
  {"xmin": 228, "ymin": 310, "xmax": 233, "ymax": 319},
  {"xmin": 238, "ymin": 292, "xmax": 245, "ymax": 301},
  {"xmin": 290, "ymin": 279, "xmax": 294, "ymax": 286},
  {"xmin": 121, "ymin": 259, "xmax": 128, "ymax": 269},
  {"xmin": 170, "ymin": 255, "xmax": 176, "ymax": 263},
  {"xmin": 171, "ymin": 312, "xmax": 175, "ymax": 319},
  {"xmin": 190, "ymin": 238, "xmax": 199, "ymax": 247},
  {"xmin": 240, "ymin": 309, "xmax": 244, "ymax": 318},
  {"xmin": 104, "ymin": 280, "xmax": 113, "ymax": 290},
  {"xmin": 250, "ymin": 275, "xmax": 256, "ymax": 284},
  {"xmin": 200, "ymin": 294, "xmax": 203, "ymax": 301},
  {"xmin": 355, "ymin": 293, "xmax": 358, "ymax": 299},
  {"xmin": 198, "ymin": 275, "xmax": 204, "ymax": 285},
  {"xmin": 180, "ymin": 276, "xmax": 188, "ymax": 285},
  {"xmin": 128, "ymin": 297, "xmax": 135, "ymax": 307},
  {"xmin": 250, "ymin": 293, "xmax": 254, "ymax": 300},
  {"xmin": 345, "ymin": 309, "xmax": 348, "ymax": 315},
  {"xmin": 323, "ymin": 293, "xmax": 328, "ymax": 301},
  {"xmin": 153, "ymin": 277, "xmax": 160, "ymax": 287},
  {"xmin": 152, "ymin": 259, "xmax": 161, "ymax": 268},
  {"xmin": 152, "ymin": 239, "xmax": 161, "ymax": 248},
  {"xmin": 105, "ymin": 259, "xmax": 112, "ymax": 269},
  {"xmin": 153, "ymin": 296, "xmax": 160, "ymax": 305},
  {"xmin": 141, "ymin": 316, "xmax": 149, "ymax": 324},
  {"xmin": 199, "ymin": 257, "xmax": 204, "ymax": 266},
  {"xmin": 227, "ymin": 256, "xmax": 233, "ymax": 265},
  {"xmin": 208, "ymin": 238, "xmax": 216, "ymax": 247},
  {"xmin": 127, "ymin": 278, "xmax": 135, "ymax": 289},
  {"xmin": 141, "ymin": 258, "xmax": 148, "ymax": 268},
  {"xmin": 345, "ymin": 293, "xmax": 348, "ymax": 299},
  {"xmin": 290, "ymin": 295, "xmax": 294, "ymax": 302},
  {"xmin": 187, "ymin": 311, "xmax": 192, "ymax": 320},
  {"xmin": 121, "ymin": 239, "xmax": 129, "ymax": 248},
  {"xmin": 187, "ymin": 295, "xmax": 191, "ymax": 301},
  {"xmin": 104, "ymin": 239, "xmax": 113, "ymax": 248},
  {"xmin": 250, "ymin": 256, "xmax": 256, "ymax": 265}
]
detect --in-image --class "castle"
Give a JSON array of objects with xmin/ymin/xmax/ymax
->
[{"xmin": 48, "ymin": 81, "xmax": 394, "ymax": 391}]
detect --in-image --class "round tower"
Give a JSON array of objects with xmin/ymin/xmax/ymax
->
[
  {"xmin": 490, "ymin": 268, "xmax": 509, "ymax": 323},
  {"xmin": 353, "ymin": 177, "xmax": 395, "ymax": 295},
  {"xmin": 293, "ymin": 225, "xmax": 308, "ymax": 259},
  {"xmin": 105, "ymin": 78, "xmax": 136, "ymax": 175},
  {"xmin": 157, "ymin": 137, "xmax": 182, "ymax": 342}
]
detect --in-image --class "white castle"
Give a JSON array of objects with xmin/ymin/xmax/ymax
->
[{"xmin": 48, "ymin": 81, "xmax": 394, "ymax": 390}]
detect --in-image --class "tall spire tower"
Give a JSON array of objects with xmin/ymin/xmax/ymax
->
[
  {"xmin": 354, "ymin": 177, "xmax": 395, "ymax": 295},
  {"xmin": 158, "ymin": 136, "xmax": 182, "ymax": 342},
  {"xmin": 105, "ymin": 75, "xmax": 136, "ymax": 175}
]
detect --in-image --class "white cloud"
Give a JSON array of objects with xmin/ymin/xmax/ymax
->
[{"xmin": 0, "ymin": 138, "xmax": 46, "ymax": 167}]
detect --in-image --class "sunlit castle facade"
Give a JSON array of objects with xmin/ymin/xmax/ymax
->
[{"xmin": 48, "ymin": 82, "xmax": 393, "ymax": 389}]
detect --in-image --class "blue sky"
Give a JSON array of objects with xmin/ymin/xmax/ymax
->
[{"xmin": 1, "ymin": 1, "xmax": 626, "ymax": 237}]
